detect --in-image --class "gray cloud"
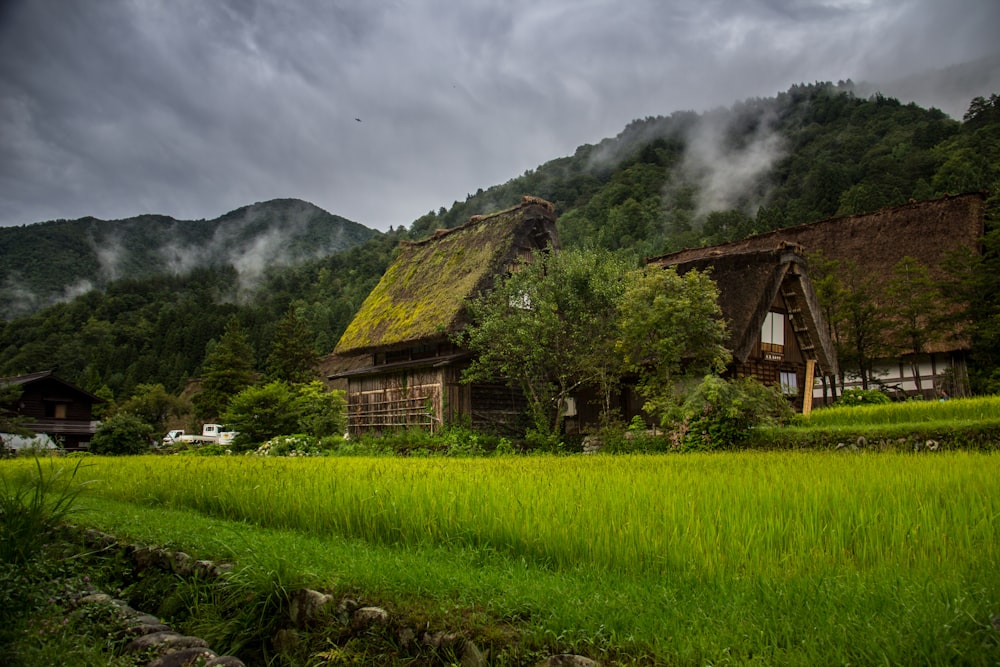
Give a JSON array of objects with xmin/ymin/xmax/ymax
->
[{"xmin": 1, "ymin": 0, "xmax": 998, "ymax": 231}]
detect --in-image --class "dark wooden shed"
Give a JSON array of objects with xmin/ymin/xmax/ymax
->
[{"xmin": 1, "ymin": 370, "xmax": 105, "ymax": 450}]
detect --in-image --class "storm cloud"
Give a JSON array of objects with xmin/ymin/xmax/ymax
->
[{"xmin": 1, "ymin": 0, "xmax": 997, "ymax": 230}]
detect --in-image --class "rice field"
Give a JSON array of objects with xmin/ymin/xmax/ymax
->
[
  {"xmin": 5, "ymin": 451, "xmax": 999, "ymax": 664},
  {"xmin": 800, "ymin": 395, "xmax": 1000, "ymax": 428}
]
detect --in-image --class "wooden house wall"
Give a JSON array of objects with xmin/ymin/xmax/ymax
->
[
  {"xmin": 17, "ymin": 378, "xmax": 95, "ymax": 421},
  {"xmin": 346, "ymin": 368, "xmax": 446, "ymax": 435},
  {"xmin": 468, "ymin": 383, "xmax": 529, "ymax": 434},
  {"xmin": 344, "ymin": 363, "xmax": 532, "ymax": 437},
  {"xmin": 6, "ymin": 377, "xmax": 99, "ymax": 449}
]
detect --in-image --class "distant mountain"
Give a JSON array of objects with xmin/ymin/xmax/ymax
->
[{"xmin": 0, "ymin": 198, "xmax": 378, "ymax": 319}]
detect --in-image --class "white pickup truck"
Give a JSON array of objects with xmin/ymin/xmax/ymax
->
[{"xmin": 171, "ymin": 424, "xmax": 238, "ymax": 446}]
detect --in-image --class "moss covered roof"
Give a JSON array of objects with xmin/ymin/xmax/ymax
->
[{"xmin": 334, "ymin": 197, "xmax": 558, "ymax": 356}]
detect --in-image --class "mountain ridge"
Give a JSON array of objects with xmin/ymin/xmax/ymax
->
[{"xmin": 0, "ymin": 198, "xmax": 379, "ymax": 319}]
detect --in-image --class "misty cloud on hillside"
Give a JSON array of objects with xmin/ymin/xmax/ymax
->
[
  {"xmin": 680, "ymin": 111, "xmax": 786, "ymax": 222},
  {"xmin": 0, "ymin": 198, "xmax": 375, "ymax": 319}
]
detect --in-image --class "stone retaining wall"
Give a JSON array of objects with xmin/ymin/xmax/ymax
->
[{"xmin": 66, "ymin": 525, "xmax": 601, "ymax": 667}]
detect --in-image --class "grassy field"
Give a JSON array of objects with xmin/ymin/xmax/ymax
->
[
  {"xmin": 797, "ymin": 395, "xmax": 1000, "ymax": 428},
  {"xmin": 4, "ymin": 450, "xmax": 998, "ymax": 665}
]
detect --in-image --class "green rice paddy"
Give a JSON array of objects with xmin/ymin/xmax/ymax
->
[{"xmin": 5, "ymin": 450, "xmax": 998, "ymax": 665}]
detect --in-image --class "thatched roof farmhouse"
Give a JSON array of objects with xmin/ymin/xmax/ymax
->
[
  {"xmin": 331, "ymin": 196, "xmax": 559, "ymax": 435},
  {"xmin": 652, "ymin": 244, "xmax": 838, "ymax": 409},
  {"xmin": 651, "ymin": 193, "xmax": 986, "ymax": 398}
]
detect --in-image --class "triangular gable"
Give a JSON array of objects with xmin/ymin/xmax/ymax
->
[
  {"xmin": 654, "ymin": 245, "xmax": 838, "ymax": 376},
  {"xmin": 334, "ymin": 197, "xmax": 558, "ymax": 356}
]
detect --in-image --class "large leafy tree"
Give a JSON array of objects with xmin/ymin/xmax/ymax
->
[
  {"xmin": 461, "ymin": 249, "xmax": 731, "ymax": 436},
  {"xmin": 222, "ymin": 380, "xmax": 347, "ymax": 449},
  {"xmin": 117, "ymin": 383, "xmax": 190, "ymax": 436},
  {"xmin": 835, "ymin": 261, "xmax": 889, "ymax": 391},
  {"xmin": 616, "ymin": 266, "xmax": 730, "ymax": 424},
  {"xmin": 89, "ymin": 412, "xmax": 154, "ymax": 455},
  {"xmin": 192, "ymin": 316, "xmax": 256, "ymax": 423},
  {"xmin": 459, "ymin": 247, "xmax": 635, "ymax": 437}
]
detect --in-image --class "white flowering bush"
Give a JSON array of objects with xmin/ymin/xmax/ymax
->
[{"xmin": 254, "ymin": 435, "xmax": 320, "ymax": 457}]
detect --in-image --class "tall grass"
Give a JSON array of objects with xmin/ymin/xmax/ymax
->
[
  {"xmin": 801, "ymin": 395, "xmax": 1000, "ymax": 428},
  {"xmin": 7, "ymin": 452, "xmax": 996, "ymax": 581},
  {"xmin": 0, "ymin": 459, "xmax": 89, "ymax": 565},
  {"xmin": 4, "ymin": 452, "xmax": 997, "ymax": 664}
]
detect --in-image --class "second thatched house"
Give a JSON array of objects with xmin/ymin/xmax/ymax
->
[
  {"xmin": 330, "ymin": 196, "xmax": 559, "ymax": 436},
  {"xmin": 652, "ymin": 243, "xmax": 838, "ymax": 411},
  {"xmin": 650, "ymin": 193, "xmax": 985, "ymax": 400}
]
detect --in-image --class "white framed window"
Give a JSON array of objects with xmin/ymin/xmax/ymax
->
[
  {"xmin": 761, "ymin": 311, "xmax": 785, "ymax": 359},
  {"xmin": 779, "ymin": 371, "xmax": 798, "ymax": 396}
]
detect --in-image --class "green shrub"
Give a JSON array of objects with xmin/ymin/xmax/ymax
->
[
  {"xmin": 836, "ymin": 388, "xmax": 892, "ymax": 407},
  {"xmin": 224, "ymin": 381, "xmax": 348, "ymax": 450},
  {"xmin": 679, "ymin": 376, "xmax": 793, "ymax": 451},
  {"xmin": 89, "ymin": 413, "xmax": 154, "ymax": 455}
]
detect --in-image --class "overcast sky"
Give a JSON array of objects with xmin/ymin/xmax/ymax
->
[{"xmin": 1, "ymin": 0, "xmax": 998, "ymax": 231}]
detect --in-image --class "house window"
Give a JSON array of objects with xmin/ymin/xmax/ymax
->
[
  {"xmin": 779, "ymin": 371, "xmax": 798, "ymax": 396},
  {"xmin": 761, "ymin": 312, "xmax": 785, "ymax": 360},
  {"xmin": 46, "ymin": 402, "xmax": 68, "ymax": 419}
]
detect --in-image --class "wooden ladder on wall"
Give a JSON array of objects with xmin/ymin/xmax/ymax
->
[{"xmin": 782, "ymin": 277, "xmax": 817, "ymax": 414}]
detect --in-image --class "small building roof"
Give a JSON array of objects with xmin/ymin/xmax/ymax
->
[
  {"xmin": 1, "ymin": 370, "xmax": 105, "ymax": 403},
  {"xmin": 333, "ymin": 197, "xmax": 559, "ymax": 357}
]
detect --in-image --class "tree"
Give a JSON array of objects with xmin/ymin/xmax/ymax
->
[
  {"xmin": 806, "ymin": 251, "xmax": 849, "ymax": 400},
  {"xmin": 222, "ymin": 381, "xmax": 299, "ymax": 448},
  {"xmin": 117, "ymin": 383, "xmax": 190, "ymax": 435},
  {"xmin": 836, "ymin": 261, "xmax": 888, "ymax": 390},
  {"xmin": 0, "ymin": 383, "xmax": 32, "ymax": 443},
  {"xmin": 459, "ymin": 247, "xmax": 635, "ymax": 438},
  {"xmin": 884, "ymin": 257, "xmax": 943, "ymax": 394},
  {"xmin": 90, "ymin": 412, "xmax": 154, "ymax": 455},
  {"xmin": 616, "ymin": 266, "xmax": 730, "ymax": 424},
  {"xmin": 222, "ymin": 380, "xmax": 347, "ymax": 449},
  {"xmin": 266, "ymin": 306, "xmax": 320, "ymax": 383},
  {"xmin": 293, "ymin": 381, "xmax": 347, "ymax": 438},
  {"xmin": 192, "ymin": 316, "xmax": 256, "ymax": 423}
]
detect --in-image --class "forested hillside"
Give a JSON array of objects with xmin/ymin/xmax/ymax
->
[
  {"xmin": 0, "ymin": 198, "xmax": 377, "ymax": 319},
  {"xmin": 1, "ymin": 82, "xmax": 998, "ymax": 404},
  {"xmin": 414, "ymin": 83, "xmax": 998, "ymax": 257}
]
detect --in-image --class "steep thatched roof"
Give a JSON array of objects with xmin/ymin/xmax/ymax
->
[
  {"xmin": 654, "ymin": 194, "xmax": 983, "ymax": 279},
  {"xmin": 650, "ymin": 193, "xmax": 985, "ymax": 353},
  {"xmin": 334, "ymin": 197, "xmax": 558, "ymax": 356},
  {"xmin": 660, "ymin": 245, "xmax": 838, "ymax": 375}
]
